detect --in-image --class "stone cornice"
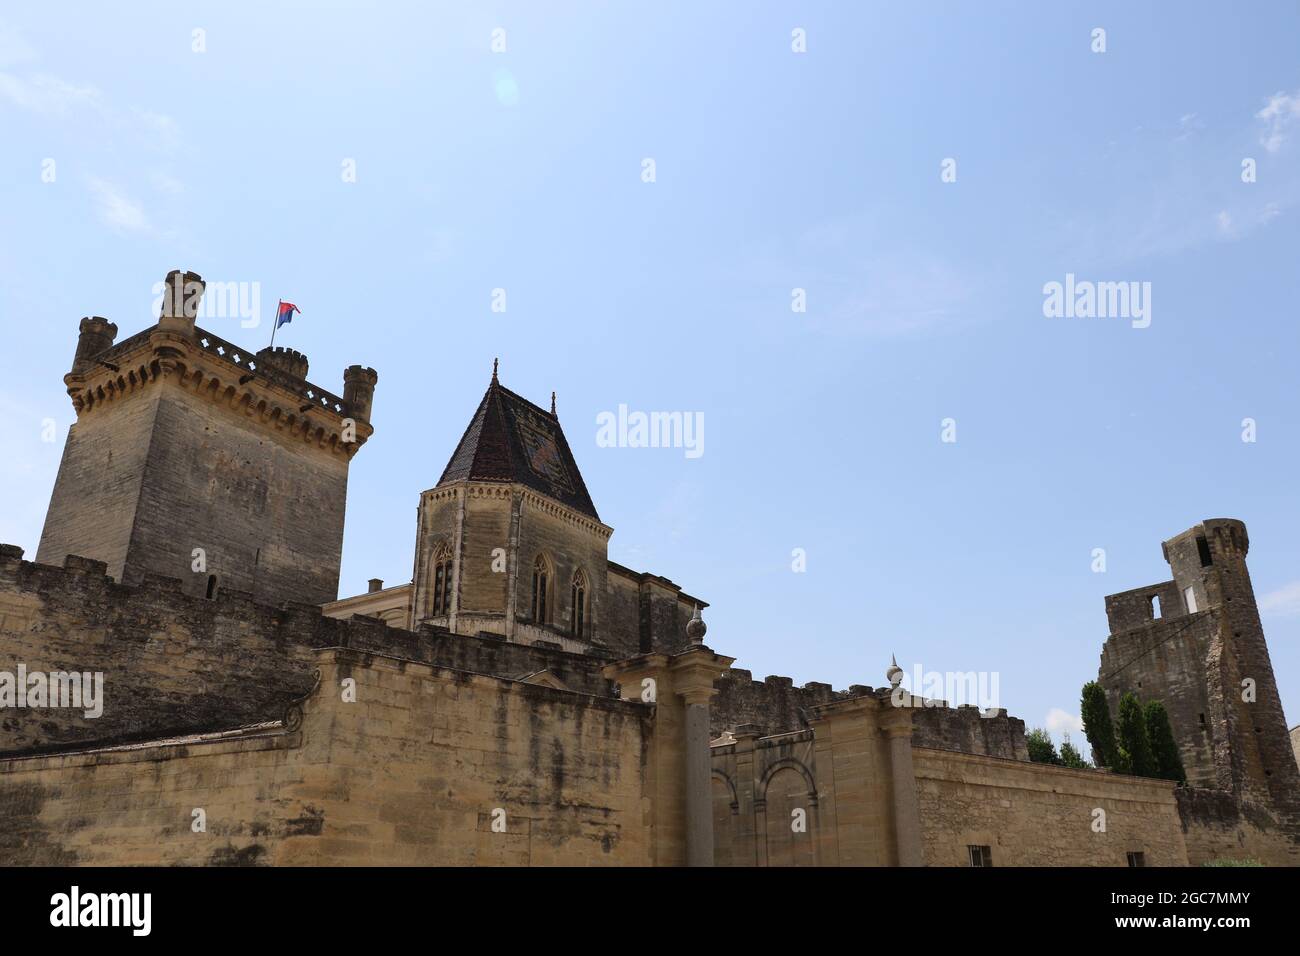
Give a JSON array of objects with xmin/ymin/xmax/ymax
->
[
  {"xmin": 422, "ymin": 480, "xmax": 614, "ymax": 540},
  {"xmin": 64, "ymin": 324, "xmax": 372, "ymax": 459}
]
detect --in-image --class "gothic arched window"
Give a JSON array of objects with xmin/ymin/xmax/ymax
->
[
  {"xmin": 571, "ymin": 569, "xmax": 588, "ymax": 638},
  {"xmin": 531, "ymin": 554, "xmax": 552, "ymax": 624},
  {"xmin": 432, "ymin": 543, "xmax": 454, "ymax": 615}
]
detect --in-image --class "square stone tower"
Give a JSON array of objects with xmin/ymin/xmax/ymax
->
[{"xmin": 36, "ymin": 271, "xmax": 377, "ymax": 606}]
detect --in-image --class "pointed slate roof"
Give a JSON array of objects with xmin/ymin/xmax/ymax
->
[{"xmin": 437, "ymin": 370, "xmax": 600, "ymax": 521}]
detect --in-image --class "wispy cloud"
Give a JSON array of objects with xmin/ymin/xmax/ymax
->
[
  {"xmin": 0, "ymin": 22, "xmax": 182, "ymax": 235},
  {"xmin": 1256, "ymin": 88, "xmax": 1300, "ymax": 153},
  {"xmin": 87, "ymin": 177, "xmax": 149, "ymax": 234},
  {"xmin": 0, "ymin": 71, "xmax": 101, "ymax": 114},
  {"xmin": 1259, "ymin": 580, "xmax": 1300, "ymax": 618},
  {"xmin": 1174, "ymin": 112, "xmax": 1205, "ymax": 143}
]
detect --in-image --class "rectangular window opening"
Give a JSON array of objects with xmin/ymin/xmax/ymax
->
[{"xmin": 967, "ymin": 844, "xmax": 992, "ymax": 868}]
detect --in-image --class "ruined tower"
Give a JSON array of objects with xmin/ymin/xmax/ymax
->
[
  {"xmin": 1099, "ymin": 519, "xmax": 1300, "ymax": 806},
  {"xmin": 36, "ymin": 270, "xmax": 377, "ymax": 606}
]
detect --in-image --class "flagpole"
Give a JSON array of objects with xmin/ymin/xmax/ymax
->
[{"xmin": 269, "ymin": 300, "xmax": 282, "ymax": 350}]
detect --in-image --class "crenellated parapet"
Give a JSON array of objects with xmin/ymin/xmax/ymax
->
[
  {"xmin": 255, "ymin": 346, "xmax": 310, "ymax": 381},
  {"xmin": 0, "ymin": 543, "xmax": 618, "ymax": 756},
  {"xmin": 60, "ymin": 271, "xmax": 378, "ymax": 458},
  {"xmin": 711, "ymin": 666, "xmax": 1029, "ymax": 760}
]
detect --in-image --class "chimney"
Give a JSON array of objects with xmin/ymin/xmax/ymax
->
[{"xmin": 368, "ymin": 578, "xmax": 383, "ymax": 593}]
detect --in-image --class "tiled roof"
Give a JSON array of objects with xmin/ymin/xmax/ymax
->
[{"xmin": 438, "ymin": 376, "xmax": 600, "ymax": 520}]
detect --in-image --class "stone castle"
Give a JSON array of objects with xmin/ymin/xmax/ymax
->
[{"xmin": 1, "ymin": 271, "xmax": 1297, "ymax": 866}]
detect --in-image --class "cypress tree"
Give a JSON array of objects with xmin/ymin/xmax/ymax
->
[
  {"xmin": 1144, "ymin": 700, "xmax": 1186, "ymax": 784},
  {"xmin": 1117, "ymin": 692, "xmax": 1156, "ymax": 777},
  {"xmin": 1080, "ymin": 681, "xmax": 1118, "ymax": 768}
]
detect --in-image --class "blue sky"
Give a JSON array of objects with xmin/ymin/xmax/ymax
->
[{"xmin": 2, "ymin": 2, "xmax": 1299, "ymax": 758}]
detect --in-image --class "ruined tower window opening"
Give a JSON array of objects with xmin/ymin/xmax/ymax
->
[
  {"xmin": 1150, "ymin": 595, "xmax": 1162, "ymax": 619},
  {"xmin": 967, "ymin": 845, "xmax": 993, "ymax": 867},
  {"xmin": 205, "ymin": 574, "xmax": 218, "ymax": 600},
  {"xmin": 1126, "ymin": 851, "xmax": 1146, "ymax": 868},
  {"xmin": 1196, "ymin": 535, "xmax": 1213, "ymax": 567},
  {"xmin": 1183, "ymin": 585, "xmax": 1197, "ymax": 614},
  {"xmin": 571, "ymin": 568, "xmax": 588, "ymax": 638},
  {"xmin": 431, "ymin": 544, "xmax": 453, "ymax": 615},
  {"xmin": 531, "ymin": 554, "xmax": 553, "ymax": 625}
]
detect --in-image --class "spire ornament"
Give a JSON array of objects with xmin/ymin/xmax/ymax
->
[
  {"xmin": 686, "ymin": 604, "xmax": 707, "ymax": 645},
  {"xmin": 886, "ymin": 654, "xmax": 904, "ymax": 689}
]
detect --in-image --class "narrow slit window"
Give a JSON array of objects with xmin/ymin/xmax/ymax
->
[{"xmin": 531, "ymin": 555, "xmax": 551, "ymax": 625}]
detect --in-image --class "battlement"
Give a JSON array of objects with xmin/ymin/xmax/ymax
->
[
  {"xmin": 0, "ymin": 545, "xmax": 618, "ymax": 756},
  {"xmin": 711, "ymin": 666, "xmax": 1028, "ymax": 760},
  {"xmin": 255, "ymin": 346, "xmax": 310, "ymax": 381},
  {"xmin": 71, "ymin": 320, "xmax": 371, "ymax": 450}
]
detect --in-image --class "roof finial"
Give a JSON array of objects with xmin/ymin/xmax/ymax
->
[
  {"xmin": 551, "ymin": 391, "xmax": 556, "ymax": 416},
  {"xmin": 686, "ymin": 604, "xmax": 707, "ymax": 645},
  {"xmin": 887, "ymin": 654, "xmax": 904, "ymax": 689},
  {"xmin": 492, "ymin": 357, "xmax": 499, "ymax": 383}
]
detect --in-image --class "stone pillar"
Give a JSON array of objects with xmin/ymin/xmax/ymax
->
[
  {"xmin": 682, "ymin": 693, "xmax": 712, "ymax": 865},
  {"xmin": 880, "ymin": 708, "xmax": 924, "ymax": 867},
  {"xmin": 603, "ymin": 642, "xmax": 733, "ymax": 867}
]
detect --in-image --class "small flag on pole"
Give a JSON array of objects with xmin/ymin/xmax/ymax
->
[{"xmin": 276, "ymin": 301, "xmax": 301, "ymax": 329}]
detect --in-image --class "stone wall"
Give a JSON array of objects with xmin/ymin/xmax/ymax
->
[
  {"xmin": 711, "ymin": 669, "xmax": 1028, "ymax": 760},
  {"xmin": 913, "ymin": 748, "xmax": 1188, "ymax": 866},
  {"xmin": 126, "ymin": 385, "xmax": 351, "ymax": 605},
  {"xmin": 1176, "ymin": 789, "xmax": 1300, "ymax": 866},
  {"xmin": 0, "ymin": 649, "xmax": 655, "ymax": 865},
  {"xmin": 1099, "ymin": 609, "xmax": 1219, "ymax": 787},
  {"xmin": 0, "ymin": 546, "xmax": 615, "ymax": 755}
]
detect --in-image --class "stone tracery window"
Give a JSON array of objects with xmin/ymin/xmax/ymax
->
[
  {"xmin": 431, "ymin": 543, "xmax": 454, "ymax": 615},
  {"xmin": 531, "ymin": 554, "xmax": 553, "ymax": 625},
  {"xmin": 571, "ymin": 568, "xmax": 588, "ymax": 638}
]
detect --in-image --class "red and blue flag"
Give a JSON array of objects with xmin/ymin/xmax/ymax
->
[{"xmin": 275, "ymin": 300, "xmax": 301, "ymax": 329}]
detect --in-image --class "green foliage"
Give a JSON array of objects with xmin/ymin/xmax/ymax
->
[
  {"xmin": 1144, "ymin": 700, "xmax": 1186, "ymax": 784},
  {"xmin": 1059, "ymin": 734, "xmax": 1089, "ymax": 769},
  {"xmin": 1026, "ymin": 727, "xmax": 1060, "ymax": 764},
  {"xmin": 1080, "ymin": 681, "xmax": 1118, "ymax": 768},
  {"xmin": 1117, "ymin": 692, "xmax": 1156, "ymax": 777}
]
